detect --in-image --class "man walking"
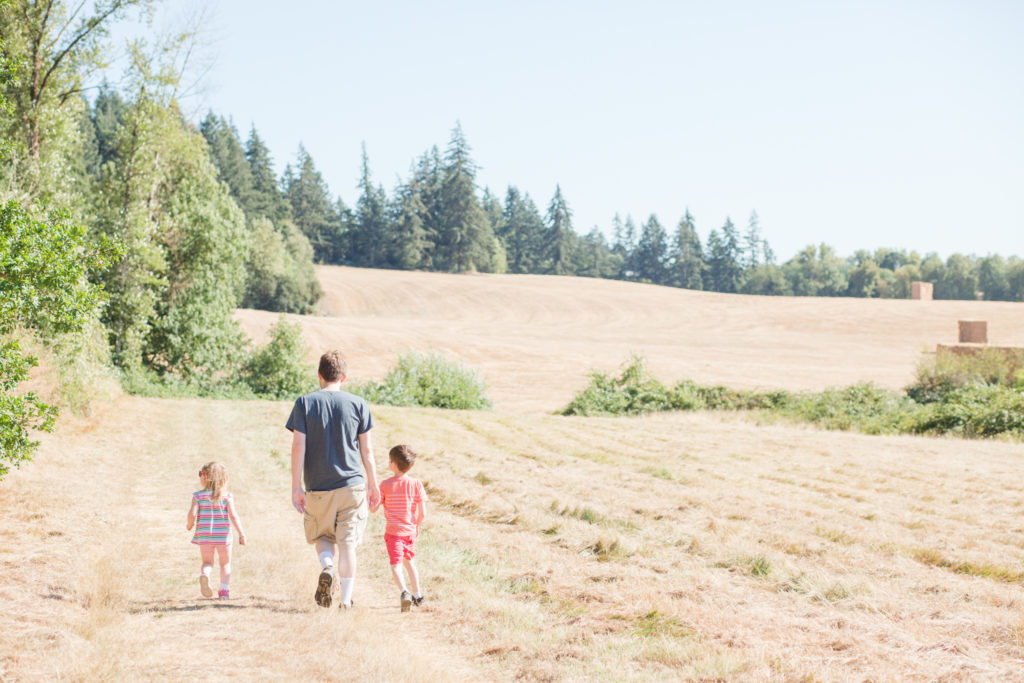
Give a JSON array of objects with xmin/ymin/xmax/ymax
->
[{"xmin": 287, "ymin": 350, "xmax": 380, "ymax": 608}]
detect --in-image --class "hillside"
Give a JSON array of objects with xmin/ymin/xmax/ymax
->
[{"xmin": 237, "ymin": 266, "xmax": 1024, "ymax": 412}]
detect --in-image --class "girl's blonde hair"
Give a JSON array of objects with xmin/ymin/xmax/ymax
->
[{"xmin": 200, "ymin": 461, "xmax": 228, "ymax": 503}]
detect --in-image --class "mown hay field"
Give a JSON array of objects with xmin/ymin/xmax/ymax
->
[
  {"xmin": 238, "ymin": 266, "xmax": 1024, "ymax": 413},
  {"xmin": 3, "ymin": 267, "xmax": 1024, "ymax": 681}
]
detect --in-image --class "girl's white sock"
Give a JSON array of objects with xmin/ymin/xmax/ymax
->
[
  {"xmin": 413, "ymin": 592, "xmax": 422, "ymax": 599},
  {"xmin": 318, "ymin": 550, "xmax": 334, "ymax": 571},
  {"xmin": 339, "ymin": 578, "xmax": 355, "ymax": 605},
  {"xmin": 220, "ymin": 583, "xmax": 229, "ymax": 591}
]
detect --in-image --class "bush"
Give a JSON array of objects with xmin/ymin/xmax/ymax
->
[
  {"xmin": 242, "ymin": 317, "xmax": 314, "ymax": 399},
  {"xmin": 912, "ymin": 384, "xmax": 1024, "ymax": 437},
  {"xmin": 561, "ymin": 356, "xmax": 788, "ymax": 416},
  {"xmin": 560, "ymin": 354, "xmax": 1024, "ymax": 441},
  {"xmin": 349, "ymin": 352, "xmax": 491, "ymax": 410},
  {"xmin": 906, "ymin": 349, "xmax": 1024, "ymax": 404},
  {"xmin": 561, "ymin": 356, "xmax": 673, "ymax": 416},
  {"xmin": 780, "ymin": 383, "xmax": 919, "ymax": 434}
]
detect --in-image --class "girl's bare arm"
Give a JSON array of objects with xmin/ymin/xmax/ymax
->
[
  {"xmin": 187, "ymin": 497, "xmax": 197, "ymax": 530},
  {"xmin": 226, "ymin": 498, "xmax": 247, "ymax": 545}
]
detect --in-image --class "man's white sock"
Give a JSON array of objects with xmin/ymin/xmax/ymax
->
[
  {"xmin": 318, "ymin": 550, "xmax": 334, "ymax": 571},
  {"xmin": 339, "ymin": 578, "xmax": 355, "ymax": 605}
]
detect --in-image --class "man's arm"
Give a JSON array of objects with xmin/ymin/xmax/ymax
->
[
  {"xmin": 358, "ymin": 430, "xmax": 380, "ymax": 508},
  {"xmin": 291, "ymin": 430, "xmax": 306, "ymax": 514}
]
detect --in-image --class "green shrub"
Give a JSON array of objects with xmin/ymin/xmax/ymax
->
[
  {"xmin": 561, "ymin": 354, "xmax": 1024, "ymax": 440},
  {"xmin": 907, "ymin": 349, "xmax": 1024, "ymax": 404},
  {"xmin": 912, "ymin": 384, "xmax": 1024, "ymax": 437},
  {"xmin": 349, "ymin": 352, "xmax": 491, "ymax": 410},
  {"xmin": 242, "ymin": 317, "xmax": 315, "ymax": 399},
  {"xmin": 780, "ymin": 382, "xmax": 919, "ymax": 434},
  {"xmin": 561, "ymin": 356, "xmax": 673, "ymax": 416}
]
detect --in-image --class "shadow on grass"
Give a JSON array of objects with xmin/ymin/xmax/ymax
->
[{"xmin": 127, "ymin": 596, "xmax": 305, "ymax": 615}]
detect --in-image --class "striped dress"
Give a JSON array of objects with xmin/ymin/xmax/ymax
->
[{"xmin": 191, "ymin": 491, "xmax": 233, "ymax": 545}]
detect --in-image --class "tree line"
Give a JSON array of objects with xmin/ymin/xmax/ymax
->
[{"xmin": 199, "ymin": 112, "xmax": 1024, "ymax": 303}]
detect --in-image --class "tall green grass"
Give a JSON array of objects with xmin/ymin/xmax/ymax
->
[{"xmin": 560, "ymin": 354, "xmax": 1024, "ymax": 440}]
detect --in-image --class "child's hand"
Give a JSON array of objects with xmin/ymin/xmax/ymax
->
[{"xmin": 238, "ymin": 533, "xmax": 247, "ymax": 546}]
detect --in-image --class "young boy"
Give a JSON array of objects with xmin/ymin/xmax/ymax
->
[{"xmin": 371, "ymin": 445, "xmax": 427, "ymax": 612}]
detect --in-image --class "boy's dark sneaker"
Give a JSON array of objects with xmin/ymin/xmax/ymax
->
[
  {"xmin": 315, "ymin": 570, "xmax": 333, "ymax": 608},
  {"xmin": 412, "ymin": 595, "xmax": 425, "ymax": 607},
  {"xmin": 400, "ymin": 590, "xmax": 413, "ymax": 613}
]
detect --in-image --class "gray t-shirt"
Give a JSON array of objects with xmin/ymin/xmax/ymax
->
[{"xmin": 286, "ymin": 389, "xmax": 374, "ymax": 492}]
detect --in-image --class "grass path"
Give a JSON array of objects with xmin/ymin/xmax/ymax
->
[{"xmin": 3, "ymin": 396, "xmax": 1024, "ymax": 680}]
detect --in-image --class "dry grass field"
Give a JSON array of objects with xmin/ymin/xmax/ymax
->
[
  {"xmin": 238, "ymin": 266, "xmax": 1024, "ymax": 413},
  {"xmin": 3, "ymin": 267, "xmax": 1024, "ymax": 681}
]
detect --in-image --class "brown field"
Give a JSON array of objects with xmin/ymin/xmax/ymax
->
[
  {"xmin": 3, "ymin": 267, "xmax": 1024, "ymax": 681},
  {"xmin": 238, "ymin": 266, "xmax": 1024, "ymax": 413}
]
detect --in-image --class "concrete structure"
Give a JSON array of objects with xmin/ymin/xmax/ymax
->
[{"xmin": 911, "ymin": 281, "xmax": 933, "ymax": 300}]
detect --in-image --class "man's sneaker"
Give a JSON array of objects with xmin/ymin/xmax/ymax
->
[
  {"xmin": 218, "ymin": 589, "xmax": 229, "ymax": 600},
  {"xmin": 315, "ymin": 569, "xmax": 333, "ymax": 608},
  {"xmin": 400, "ymin": 590, "xmax": 413, "ymax": 613},
  {"xmin": 412, "ymin": 594, "xmax": 425, "ymax": 607},
  {"xmin": 199, "ymin": 574, "xmax": 213, "ymax": 598}
]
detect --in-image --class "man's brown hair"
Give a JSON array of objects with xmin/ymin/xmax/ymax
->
[
  {"xmin": 389, "ymin": 444, "xmax": 417, "ymax": 473},
  {"xmin": 318, "ymin": 350, "xmax": 348, "ymax": 382}
]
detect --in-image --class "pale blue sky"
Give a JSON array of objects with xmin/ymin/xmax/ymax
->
[{"xmin": 122, "ymin": 1, "xmax": 1023, "ymax": 260}]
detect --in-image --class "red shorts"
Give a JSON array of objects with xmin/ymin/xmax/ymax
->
[{"xmin": 384, "ymin": 533, "xmax": 416, "ymax": 564}]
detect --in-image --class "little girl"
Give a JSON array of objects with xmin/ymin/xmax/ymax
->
[{"xmin": 187, "ymin": 461, "xmax": 246, "ymax": 599}]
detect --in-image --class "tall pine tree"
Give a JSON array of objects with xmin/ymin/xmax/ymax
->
[{"xmin": 543, "ymin": 185, "xmax": 575, "ymax": 275}]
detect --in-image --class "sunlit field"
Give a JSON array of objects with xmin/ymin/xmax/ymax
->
[{"xmin": 4, "ymin": 267, "xmax": 1024, "ymax": 681}]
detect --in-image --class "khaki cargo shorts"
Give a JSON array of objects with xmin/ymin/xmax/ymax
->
[{"xmin": 303, "ymin": 485, "xmax": 368, "ymax": 546}]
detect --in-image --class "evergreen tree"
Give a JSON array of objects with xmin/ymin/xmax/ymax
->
[
  {"xmin": 705, "ymin": 218, "xmax": 744, "ymax": 292},
  {"xmin": 435, "ymin": 122, "xmax": 496, "ymax": 272},
  {"xmin": 574, "ymin": 227, "xmax": 621, "ymax": 278},
  {"xmin": 633, "ymin": 214, "xmax": 669, "ymax": 284},
  {"xmin": 245, "ymin": 126, "xmax": 291, "ymax": 224},
  {"xmin": 351, "ymin": 143, "xmax": 390, "ymax": 267},
  {"xmin": 200, "ymin": 113, "xmax": 255, "ymax": 215},
  {"xmin": 91, "ymin": 84, "xmax": 127, "ymax": 168},
  {"xmin": 669, "ymin": 210, "xmax": 704, "ymax": 289},
  {"xmin": 284, "ymin": 145, "xmax": 343, "ymax": 264},
  {"xmin": 390, "ymin": 178, "xmax": 432, "ymax": 269},
  {"xmin": 618, "ymin": 215, "xmax": 639, "ymax": 279},
  {"xmin": 543, "ymin": 185, "xmax": 575, "ymax": 275},
  {"xmin": 743, "ymin": 210, "xmax": 763, "ymax": 269},
  {"xmin": 497, "ymin": 186, "xmax": 546, "ymax": 274}
]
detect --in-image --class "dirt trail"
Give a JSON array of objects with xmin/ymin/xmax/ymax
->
[{"xmin": 0, "ymin": 397, "xmax": 501, "ymax": 682}]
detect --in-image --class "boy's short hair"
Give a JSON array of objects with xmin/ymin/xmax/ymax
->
[
  {"xmin": 389, "ymin": 445, "xmax": 417, "ymax": 473},
  {"xmin": 318, "ymin": 350, "xmax": 347, "ymax": 382}
]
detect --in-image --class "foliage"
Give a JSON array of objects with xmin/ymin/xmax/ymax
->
[
  {"xmin": 0, "ymin": 201, "xmax": 105, "ymax": 477},
  {"xmin": 241, "ymin": 316, "xmax": 314, "ymax": 399},
  {"xmin": 562, "ymin": 354, "xmax": 1024, "ymax": 440},
  {"xmin": 348, "ymin": 352, "xmax": 491, "ymax": 410},
  {"xmin": 906, "ymin": 349, "xmax": 1024, "ymax": 404}
]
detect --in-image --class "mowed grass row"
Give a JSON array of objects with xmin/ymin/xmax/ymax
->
[{"xmin": 3, "ymin": 398, "xmax": 1024, "ymax": 680}]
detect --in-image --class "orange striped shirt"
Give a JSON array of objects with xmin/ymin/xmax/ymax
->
[{"xmin": 379, "ymin": 475, "xmax": 426, "ymax": 537}]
